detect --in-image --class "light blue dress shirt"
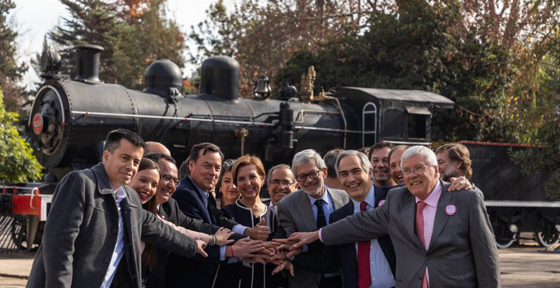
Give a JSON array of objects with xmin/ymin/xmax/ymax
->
[{"xmin": 351, "ymin": 186, "xmax": 395, "ymax": 288}]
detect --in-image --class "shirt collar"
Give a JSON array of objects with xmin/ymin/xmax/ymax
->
[
  {"xmin": 415, "ymin": 180, "xmax": 442, "ymax": 208},
  {"xmin": 307, "ymin": 187, "xmax": 330, "ymax": 206},
  {"xmin": 115, "ymin": 186, "xmax": 127, "ymax": 203},
  {"xmin": 351, "ymin": 185, "xmax": 375, "ymax": 211},
  {"xmin": 189, "ymin": 176, "xmax": 209, "ymax": 196}
]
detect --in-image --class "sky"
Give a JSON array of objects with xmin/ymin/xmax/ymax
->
[{"xmin": 11, "ymin": 0, "xmax": 221, "ymax": 91}]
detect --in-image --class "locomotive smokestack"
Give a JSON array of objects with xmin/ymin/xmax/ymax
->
[
  {"xmin": 200, "ymin": 56, "xmax": 239, "ymax": 101},
  {"xmin": 74, "ymin": 44, "xmax": 104, "ymax": 84}
]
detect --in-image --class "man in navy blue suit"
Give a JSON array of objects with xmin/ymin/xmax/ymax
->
[{"xmin": 167, "ymin": 143, "xmax": 270, "ymax": 288}]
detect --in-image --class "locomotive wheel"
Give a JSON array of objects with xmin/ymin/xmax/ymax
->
[
  {"xmin": 535, "ymin": 231, "xmax": 560, "ymax": 248},
  {"xmin": 495, "ymin": 238, "xmax": 515, "ymax": 249}
]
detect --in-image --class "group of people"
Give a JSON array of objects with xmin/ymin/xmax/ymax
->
[{"xmin": 27, "ymin": 128, "xmax": 500, "ymax": 288}]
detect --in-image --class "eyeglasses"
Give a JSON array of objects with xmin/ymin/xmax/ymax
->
[
  {"xmin": 269, "ymin": 179, "xmax": 295, "ymax": 186},
  {"xmin": 295, "ymin": 170, "xmax": 320, "ymax": 182},
  {"xmin": 402, "ymin": 165, "xmax": 428, "ymax": 176},
  {"xmin": 162, "ymin": 174, "xmax": 179, "ymax": 186}
]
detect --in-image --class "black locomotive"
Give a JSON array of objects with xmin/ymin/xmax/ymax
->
[{"xmin": 28, "ymin": 44, "xmax": 452, "ymax": 187}]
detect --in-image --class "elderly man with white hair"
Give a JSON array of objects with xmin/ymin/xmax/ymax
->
[{"xmin": 287, "ymin": 146, "xmax": 500, "ymax": 288}]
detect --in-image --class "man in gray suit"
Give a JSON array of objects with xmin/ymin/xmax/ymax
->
[
  {"xmin": 27, "ymin": 129, "xmax": 207, "ymax": 288},
  {"xmin": 277, "ymin": 149, "xmax": 350, "ymax": 288},
  {"xmin": 288, "ymin": 146, "xmax": 500, "ymax": 288}
]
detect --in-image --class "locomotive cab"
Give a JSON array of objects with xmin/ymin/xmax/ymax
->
[{"xmin": 335, "ymin": 87, "xmax": 454, "ymax": 147}]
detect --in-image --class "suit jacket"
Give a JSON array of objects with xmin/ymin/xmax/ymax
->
[
  {"xmin": 145, "ymin": 198, "xmax": 219, "ymax": 288},
  {"xmin": 166, "ymin": 176, "xmax": 239, "ymax": 288},
  {"xmin": 292, "ymin": 185, "xmax": 397, "ymax": 288},
  {"xmin": 27, "ymin": 163, "xmax": 197, "ymax": 288},
  {"xmin": 173, "ymin": 176, "xmax": 237, "ymax": 228},
  {"xmin": 321, "ymin": 182, "xmax": 500, "ymax": 288},
  {"xmin": 276, "ymin": 188, "xmax": 350, "ymax": 288}
]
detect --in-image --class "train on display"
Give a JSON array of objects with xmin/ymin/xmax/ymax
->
[{"xmin": 0, "ymin": 44, "xmax": 559, "ymax": 252}]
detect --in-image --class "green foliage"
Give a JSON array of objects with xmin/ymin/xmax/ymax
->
[
  {"xmin": 0, "ymin": 0, "xmax": 28, "ymax": 112},
  {"xmin": 0, "ymin": 87, "xmax": 43, "ymax": 183},
  {"xmin": 47, "ymin": 0, "xmax": 185, "ymax": 89},
  {"xmin": 275, "ymin": 0, "xmax": 517, "ymax": 143},
  {"xmin": 511, "ymin": 43, "xmax": 560, "ymax": 199}
]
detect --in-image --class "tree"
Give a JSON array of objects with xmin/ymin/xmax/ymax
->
[
  {"xmin": 0, "ymin": 0, "xmax": 28, "ymax": 112},
  {"xmin": 47, "ymin": 0, "xmax": 185, "ymax": 89},
  {"xmin": 48, "ymin": 0, "xmax": 120, "ymax": 82},
  {"xmin": 0, "ymin": 86, "xmax": 42, "ymax": 183},
  {"xmin": 276, "ymin": 0, "xmax": 516, "ymax": 142},
  {"xmin": 189, "ymin": 0, "xmax": 378, "ymax": 97}
]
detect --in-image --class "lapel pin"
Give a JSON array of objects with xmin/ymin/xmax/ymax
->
[
  {"xmin": 378, "ymin": 200, "xmax": 386, "ymax": 207},
  {"xmin": 445, "ymin": 204, "xmax": 457, "ymax": 216}
]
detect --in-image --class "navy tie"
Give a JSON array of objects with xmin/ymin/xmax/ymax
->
[{"xmin": 314, "ymin": 199, "xmax": 327, "ymax": 228}]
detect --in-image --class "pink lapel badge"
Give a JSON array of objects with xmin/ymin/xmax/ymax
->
[
  {"xmin": 445, "ymin": 204, "xmax": 457, "ymax": 216},
  {"xmin": 378, "ymin": 200, "xmax": 386, "ymax": 207}
]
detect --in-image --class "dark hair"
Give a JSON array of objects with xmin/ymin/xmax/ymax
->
[
  {"xmin": 188, "ymin": 142, "xmax": 224, "ymax": 164},
  {"xmin": 178, "ymin": 158, "xmax": 190, "ymax": 179},
  {"xmin": 216, "ymin": 159, "xmax": 236, "ymax": 195},
  {"xmin": 435, "ymin": 143, "xmax": 473, "ymax": 179},
  {"xmin": 323, "ymin": 149, "xmax": 344, "ymax": 179},
  {"xmin": 388, "ymin": 145, "xmax": 409, "ymax": 164},
  {"xmin": 232, "ymin": 155, "xmax": 266, "ymax": 186},
  {"xmin": 358, "ymin": 146, "xmax": 370, "ymax": 156},
  {"xmin": 368, "ymin": 142, "xmax": 394, "ymax": 160},
  {"xmin": 144, "ymin": 152, "xmax": 177, "ymax": 165},
  {"xmin": 137, "ymin": 157, "xmax": 160, "ymax": 266},
  {"xmin": 104, "ymin": 128, "xmax": 146, "ymax": 153}
]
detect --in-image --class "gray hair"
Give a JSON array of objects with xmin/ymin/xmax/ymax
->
[
  {"xmin": 266, "ymin": 164, "xmax": 295, "ymax": 183},
  {"xmin": 401, "ymin": 146, "xmax": 437, "ymax": 167},
  {"xmin": 291, "ymin": 149, "xmax": 326, "ymax": 175},
  {"xmin": 335, "ymin": 150, "xmax": 372, "ymax": 178}
]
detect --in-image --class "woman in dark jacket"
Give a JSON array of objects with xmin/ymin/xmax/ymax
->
[{"xmin": 215, "ymin": 155, "xmax": 284, "ymax": 288}]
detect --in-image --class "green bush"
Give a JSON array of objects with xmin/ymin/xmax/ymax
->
[{"xmin": 0, "ymin": 86, "xmax": 42, "ymax": 183}]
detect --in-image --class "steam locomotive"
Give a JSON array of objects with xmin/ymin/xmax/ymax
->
[{"xmin": 1, "ymin": 44, "xmax": 559, "ymax": 252}]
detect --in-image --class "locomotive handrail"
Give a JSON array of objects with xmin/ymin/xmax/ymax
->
[
  {"xmin": 71, "ymin": 110, "xmax": 363, "ymax": 134},
  {"xmin": 484, "ymin": 200, "xmax": 560, "ymax": 207}
]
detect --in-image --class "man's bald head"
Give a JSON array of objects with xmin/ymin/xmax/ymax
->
[{"xmin": 144, "ymin": 141, "xmax": 171, "ymax": 156}]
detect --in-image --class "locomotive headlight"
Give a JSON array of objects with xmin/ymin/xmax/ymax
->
[{"xmin": 509, "ymin": 224, "xmax": 518, "ymax": 233}]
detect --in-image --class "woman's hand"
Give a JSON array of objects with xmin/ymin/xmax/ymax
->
[{"xmin": 214, "ymin": 227, "xmax": 235, "ymax": 246}]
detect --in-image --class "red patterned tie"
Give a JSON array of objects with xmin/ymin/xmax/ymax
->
[
  {"xmin": 357, "ymin": 201, "xmax": 371, "ymax": 288},
  {"xmin": 415, "ymin": 201, "xmax": 429, "ymax": 288}
]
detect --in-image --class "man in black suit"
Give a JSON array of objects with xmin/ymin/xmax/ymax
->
[
  {"xmin": 168, "ymin": 143, "xmax": 270, "ymax": 287},
  {"xmin": 277, "ymin": 150, "xmax": 396, "ymax": 288}
]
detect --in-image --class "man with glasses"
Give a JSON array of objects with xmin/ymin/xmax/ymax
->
[
  {"xmin": 276, "ymin": 149, "xmax": 349, "ymax": 288},
  {"xmin": 288, "ymin": 146, "xmax": 500, "ymax": 287},
  {"xmin": 265, "ymin": 164, "xmax": 297, "ymax": 208}
]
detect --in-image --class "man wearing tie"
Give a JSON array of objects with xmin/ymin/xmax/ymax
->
[
  {"xmin": 288, "ymin": 146, "xmax": 500, "ymax": 287},
  {"xmin": 142, "ymin": 152, "xmax": 256, "ymax": 288},
  {"xmin": 168, "ymin": 143, "xmax": 268, "ymax": 287},
  {"xmin": 280, "ymin": 150, "xmax": 396, "ymax": 288},
  {"xmin": 276, "ymin": 149, "xmax": 349, "ymax": 288}
]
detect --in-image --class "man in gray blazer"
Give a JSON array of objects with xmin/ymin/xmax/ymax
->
[
  {"xmin": 277, "ymin": 149, "xmax": 350, "ymax": 288},
  {"xmin": 288, "ymin": 146, "xmax": 500, "ymax": 288},
  {"xmin": 27, "ymin": 129, "xmax": 207, "ymax": 288}
]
